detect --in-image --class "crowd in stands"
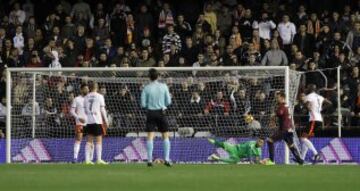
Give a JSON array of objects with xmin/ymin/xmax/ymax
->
[{"xmin": 0, "ymin": 0, "xmax": 359, "ymax": 137}]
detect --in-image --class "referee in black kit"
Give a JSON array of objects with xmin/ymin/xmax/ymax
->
[{"xmin": 141, "ymin": 68, "xmax": 172, "ymax": 167}]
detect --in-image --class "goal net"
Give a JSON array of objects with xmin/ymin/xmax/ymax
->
[{"xmin": 5, "ymin": 66, "xmax": 301, "ymax": 163}]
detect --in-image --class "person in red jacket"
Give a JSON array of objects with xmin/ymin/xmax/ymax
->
[{"xmin": 204, "ymin": 91, "xmax": 230, "ymax": 116}]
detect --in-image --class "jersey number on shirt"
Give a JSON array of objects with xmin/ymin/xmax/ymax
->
[{"xmin": 88, "ymin": 99, "xmax": 94, "ymax": 113}]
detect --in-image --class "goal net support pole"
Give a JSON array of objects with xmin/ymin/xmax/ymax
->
[{"xmin": 6, "ymin": 69, "xmax": 11, "ymax": 164}]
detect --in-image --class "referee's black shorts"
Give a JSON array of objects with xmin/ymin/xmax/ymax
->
[
  {"xmin": 84, "ymin": 124, "xmax": 104, "ymax": 136},
  {"xmin": 146, "ymin": 109, "xmax": 169, "ymax": 133}
]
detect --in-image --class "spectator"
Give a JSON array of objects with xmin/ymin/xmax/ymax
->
[
  {"xmin": 307, "ymin": 13, "xmax": 321, "ymax": 38},
  {"xmin": 111, "ymin": 46, "xmax": 125, "ymax": 66},
  {"xmin": 93, "ymin": 18, "xmax": 109, "ymax": 44},
  {"xmin": 138, "ymin": 49, "xmax": 156, "ymax": 67},
  {"xmin": 305, "ymin": 61, "xmax": 325, "ymax": 88},
  {"xmin": 230, "ymin": 25, "xmax": 242, "ymax": 48},
  {"xmin": 13, "ymin": 25, "xmax": 24, "ymax": 52},
  {"xmin": 21, "ymin": 97, "xmax": 40, "ymax": 116},
  {"xmin": 204, "ymin": 91, "xmax": 230, "ymax": 116},
  {"xmin": 83, "ymin": 38, "xmax": 96, "ymax": 62},
  {"xmin": 48, "ymin": 50, "xmax": 62, "ymax": 68},
  {"xmin": 253, "ymin": 12, "xmax": 276, "ymax": 40},
  {"xmin": 126, "ymin": 14, "xmax": 136, "ymax": 45},
  {"xmin": 42, "ymin": 97, "xmax": 59, "ymax": 127},
  {"xmin": 92, "ymin": 3, "xmax": 108, "ymax": 25},
  {"xmin": 110, "ymin": 3, "xmax": 127, "ymax": 46},
  {"xmin": 217, "ymin": 5, "xmax": 232, "ymax": 36},
  {"xmin": 26, "ymin": 52, "xmax": 42, "ymax": 67},
  {"xmin": 96, "ymin": 52, "xmax": 110, "ymax": 67},
  {"xmin": 294, "ymin": 92, "xmax": 309, "ymax": 128},
  {"xmin": 158, "ymin": 3, "xmax": 174, "ymax": 33},
  {"xmin": 71, "ymin": 0, "xmax": 92, "ymax": 22},
  {"xmin": 196, "ymin": 14, "xmax": 211, "ymax": 34},
  {"xmin": 222, "ymin": 45, "xmax": 237, "ymax": 66},
  {"xmin": 277, "ymin": 15, "xmax": 296, "ymax": 52},
  {"xmin": 181, "ymin": 37, "xmax": 200, "ymax": 66},
  {"xmin": 203, "ymin": 4, "xmax": 217, "ymax": 34},
  {"xmin": 162, "ymin": 25, "xmax": 181, "ymax": 54},
  {"xmin": 292, "ymin": 51, "xmax": 307, "ymax": 70},
  {"xmin": 246, "ymin": 54, "xmax": 261, "ymax": 66},
  {"xmin": 116, "ymin": 85, "xmax": 136, "ymax": 117},
  {"xmin": 329, "ymin": 12, "xmax": 346, "ymax": 35},
  {"xmin": 24, "ymin": 16, "xmax": 37, "ymax": 38},
  {"xmin": 238, "ymin": 9, "xmax": 254, "ymax": 42},
  {"xmin": 293, "ymin": 24, "xmax": 315, "ymax": 57},
  {"xmin": 175, "ymin": 81, "xmax": 192, "ymax": 116},
  {"xmin": 230, "ymin": 88, "xmax": 251, "ymax": 115},
  {"xmin": 261, "ymin": 40, "xmax": 288, "ymax": 66},
  {"xmin": 175, "ymin": 15, "xmax": 192, "ymax": 40},
  {"xmin": 188, "ymin": 90, "xmax": 205, "ymax": 116},
  {"xmin": 136, "ymin": 4, "xmax": 154, "ymax": 37},
  {"xmin": 101, "ymin": 38, "xmax": 116, "ymax": 60},
  {"xmin": 9, "ymin": 3, "xmax": 26, "ymax": 25},
  {"xmin": 294, "ymin": 5, "xmax": 308, "ymax": 25},
  {"xmin": 346, "ymin": 22, "xmax": 360, "ymax": 52}
]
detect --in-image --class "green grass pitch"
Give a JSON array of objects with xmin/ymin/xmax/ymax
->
[{"xmin": 0, "ymin": 164, "xmax": 359, "ymax": 191}]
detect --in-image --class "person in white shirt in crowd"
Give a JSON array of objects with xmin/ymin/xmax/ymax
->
[
  {"xmin": 21, "ymin": 97, "xmax": 40, "ymax": 116},
  {"xmin": 9, "ymin": 3, "xmax": 26, "ymax": 25},
  {"xmin": 277, "ymin": 15, "xmax": 296, "ymax": 54},
  {"xmin": 253, "ymin": 12, "xmax": 276, "ymax": 40},
  {"xmin": 13, "ymin": 26, "xmax": 25, "ymax": 53},
  {"xmin": 49, "ymin": 50, "xmax": 62, "ymax": 68}
]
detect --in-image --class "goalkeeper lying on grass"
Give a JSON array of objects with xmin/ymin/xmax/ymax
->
[{"xmin": 208, "ymin": 138, "xmax": 271, "ymax": 165}]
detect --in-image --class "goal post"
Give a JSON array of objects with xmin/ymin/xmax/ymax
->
[{"xmin": 5, "ymin": 66, "xmax": 301, "ymax": 164}]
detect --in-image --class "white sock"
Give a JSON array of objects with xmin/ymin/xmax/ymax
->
[
  {"xmin": 90, "ymin": 144, "xmax": 94, "ymax": 161},
  {"xmin": 85, "ymin": 142, "xmax": 92, "ymax": 162},
  {"xmin": 96, "ymin": 143, "xmax": 102, "ymax": 161},
  {"xmin": 74, "ymin": 141, "xmax": 81, "ymax": 160},
  {"xmin": 302, "ymin": 138, "xmax": 318, "ymax": 155},
  {"xmin": 301, "ymin": 141, "xmax": 309, "ymax": 159}
]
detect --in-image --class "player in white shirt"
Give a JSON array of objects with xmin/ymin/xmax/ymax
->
[
  {"xmin": 70, "ymin": 84, "xmax": 92, "ymax": 163},
  {"xmin": 83, "ymin": 82, "xmax": 109, "ymax": 165},
  {"xmin": 301, "ymin": 84, "xmax": 332, "ymax": 163}
]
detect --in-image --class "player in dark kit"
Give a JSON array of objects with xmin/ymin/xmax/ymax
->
[{"xmin": 266, "ymin": 92, "xmax": 304, "ymax": 165}]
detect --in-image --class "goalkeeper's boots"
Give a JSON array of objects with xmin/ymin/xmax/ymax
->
[
  {"xmin": 96, "ymin": 160, "xmax": 109, "ymax": 165},
  {"xmin": 84, "ymin": 161, "xmax": 94, "ymax": 165},
  {"xmin": 265, "ymin": 160, "xmax": 275, "ymax": 165},
  {"xmin": 147, "ymin": 162, "xmax": 153, "ymax": 167},
  {"xmin": 312, "ymin": 154, "xmax": 321, "ymax": 164},
  {"xmin": 164, "ymin": 161, "xmax": 172, "ymax": 167},
  {"xmin": 208, "ymin": 138, "xmax": 216, "ymax": 145},
  {"xmin": 210, "ymin": 154, "xmax": 220, "ymax": 161}
]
